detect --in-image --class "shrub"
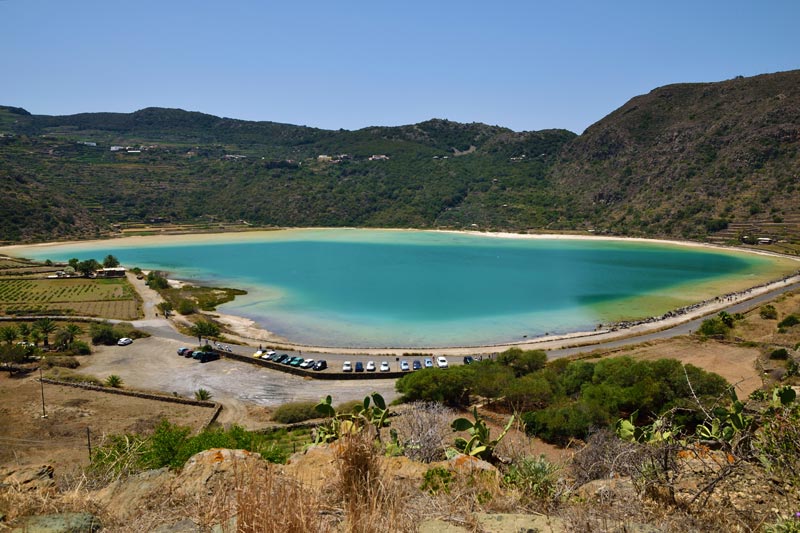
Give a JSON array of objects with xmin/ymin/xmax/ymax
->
[
  {"xmin": 194, "ymin": 388, "xmax": 213, "ymax": 401},
  {"xmin": 778, "ymin": 314, "xmax": 800, "ymax": 329},
  {"xmin": 393, "ymin": 401, "xmax": 454, "ymax": 463},
  {"xmin": 770, "ymin": 348, "xmax": 789, "ymax": 360},
  {"xmin": 698, "ymin": 316, "xmax": 730, "ymax": 337},
  {"xmin": 67, "ymin": 341, "xmax": 91, "ymax": 355},
  {"xmin": 41, "ymin": 355, "xmax": 80, "ymax": 369},
  {"xmin": 421, "ymin": 466, "xmax": 454, "ymax": 495},
  {"xmin": 503, "ymin": 454, "xmax": 560, "ymax": 501},
  {"xmin": 760, "ymin": 305, "xmax": 778, "ymax": 320},
  {"xmin": 105, "ymin": 375, "xmax": 123, "ymax": 388},
  {"xmin": 89, "ymin": 321, "xmax": 117, "ymax": 345},
  {"xmin": 271, "ymin": 401, "xmax": 319, "ymax": 424}
]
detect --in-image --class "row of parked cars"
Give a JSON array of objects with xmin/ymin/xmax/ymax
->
[
  {"xmin": 343, "ymin": 356, "xmax": 453, "ymax": 373},
  {"xmin": 253, "ymin": 349, "xmax": 328, "ymax": 371},
  {"xmin": 177, "ymin": 347, "xmax": 220, "ymax": 363}
]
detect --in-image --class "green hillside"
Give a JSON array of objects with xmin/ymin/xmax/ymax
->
[{"xmin": 1, "ymin": 69, "xmax": 798, "ymax": 245}]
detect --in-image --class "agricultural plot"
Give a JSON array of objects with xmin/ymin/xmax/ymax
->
[{"xmin": 0, "ymin": 278, "xmax": 141, "ymax": 320}]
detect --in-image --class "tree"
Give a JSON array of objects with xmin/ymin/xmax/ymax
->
[
  {"xmin": 105, "ymin": 375, "xmax": 123, "ymax": 388},
  {"xmin": 157, "ymin": 301, "xmax": 173, "ymax": 318},
  {"xmin": 77, "ymin": 259, "xmax": 100, "ymax": 277},
  {"xmin": 0, "ymin": 326, "xmax": 19, "ymax": 345},
  {"xmin": 33, "ymin": 318, "xmax": 57, "ymax": 347},
  {"xmin": 189, "ymin": 320, "xmax": 220, "ymax": 346},
  {"xmin": 102, "ymin": 254, "xmax": 120, "ymax": 268},
  {"xmin": 0, "ymin": 344, "xmax": 27, "ymax": 373},
  {"xmin": 62, "ymin": 323, "xmax": 83, "ymax": 344},
  {"xmin": 17, "ymin": 323, "xmax": 31, "ymax": 341},
  {"xmin": 68, "ymin": 258, "xmax": 80, "ymax": 269},
  {"xmin": 497, "ymin": 348, "xmax": 548, "ymax": 377}
]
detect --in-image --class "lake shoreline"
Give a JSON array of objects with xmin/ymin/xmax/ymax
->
[{"xmin": 3, "ymin": 228, "xmax": 799, "ymax": 354}]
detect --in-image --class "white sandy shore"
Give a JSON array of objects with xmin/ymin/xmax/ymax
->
[{"xmin": 3, "ymin": 228, "xmax": 799, "ymax": 355}]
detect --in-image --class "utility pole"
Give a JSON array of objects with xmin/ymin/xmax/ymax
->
[{"xmin": 39, "ymin": 367, "xmax": 47, "ymax": 418}]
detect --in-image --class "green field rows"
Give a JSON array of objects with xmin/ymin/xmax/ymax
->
[{"xmin": 0, "ymin": 278, "xmax": 140, "ymax": 320}]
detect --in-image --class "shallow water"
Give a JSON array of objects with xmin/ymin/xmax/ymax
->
[{"xmin": 13, "ymin": 229, "xmax": 787, "ymax": 347}]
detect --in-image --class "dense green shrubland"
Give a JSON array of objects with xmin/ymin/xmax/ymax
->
[{"xmin": 395, "ymin": 350, "xmax": 729, "ymax": 445}]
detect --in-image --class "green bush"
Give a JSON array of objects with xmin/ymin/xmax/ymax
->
[
  {"xmin": 778, "ymin": 314, "xmax": 800, "ymax": 329},
  {"xmin": 271, "ymin": 401, "xmax": 320, "ymax": 424},
  {"xmin": 760, "ymin": 305, "xmax": 778, "ymax": 320},
  {"xmin": 698, "ymin": 316, "xmax": 730, "ymax": 337},
  {"xmin": 67, "ymin": 341, "xmax": 92, "ymax": 355},
  {"xmin": 421, "ymin": 466, "xmax": 454, "ymax": 495},
  {"xmin": 42, "ymin": 355, "xmax": 80, "ymax": 369},
  {"xmin": 770, "ymin": 348, "xmax": 789, "ymax": 360},
  {"xmin": 503, "ymin": 455, "xmax": 560, "ymax": 501}
]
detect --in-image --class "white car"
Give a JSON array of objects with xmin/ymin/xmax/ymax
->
[
  {"xmin": 424, "ymin": 358, "xmax": 433, "ymax": 368},
  {"xmin": 379, "ymin": 361, "xmax": 390, "ymax": 372},
  {"xmin": 400, "ymin": 360, "xmax": 410, "ymax": 371},
  {"xmin": 366, "ymin": 361, "xmax": 376, "ymax": 372},
  {"xmin": 342, "ymin": 361, "xmax": 353, "ymax": 372},
  {"xmin": 299, "ymin": 359, "xmax": 315, "ymax": 369},
  {"xmin": 437, "ymin": 356, "xmax": 449, "ymax": 368},
  {"xmin": 117, "ymin": 337, "xmax": 133, "ymax": 346}
]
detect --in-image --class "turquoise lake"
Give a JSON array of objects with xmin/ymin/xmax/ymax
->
[{"xmin": 15, "ymin": 229, "xmax": 779, "ymax": 348}]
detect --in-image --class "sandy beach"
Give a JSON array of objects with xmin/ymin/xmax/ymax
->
[{"xmin": 4, "ymin": 228, "xmax": 799, "ymax": 355}]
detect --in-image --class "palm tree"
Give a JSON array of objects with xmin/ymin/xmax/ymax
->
[
  {"xmin": 195, "ymin": 388, "xmax": 213, "ymax": 401},
  {"xmin": 189, "ymin": 320, "xmax": 220, "ymax": 346},
  {"xmin": 0, "ymin": 326, "xmax": 18, "ymax": 345},
  {"xmin": 62, "ymin": 324, "xmax": 83, "ymax": 345},
  {"xmin": 17, "ymin": 323, "xmax": 31, "ymax": 342},
  {"xmin": 33, "ymin": 318, "xmax": 57, "ymax": 347},
  {"xmin": 105, "ymin": 375, "xmax": 123, "ymax": 388},
  {"xmin": 29, "ymin": 330, "xmax": 42, "ymax": 347}
]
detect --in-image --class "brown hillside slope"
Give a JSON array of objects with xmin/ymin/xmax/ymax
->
[{"xmin": 550, "ymin": 70, "xmax": 800, "ymax": 240}]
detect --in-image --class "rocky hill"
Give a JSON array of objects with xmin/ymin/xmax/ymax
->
[
  {"xmin": 1, "ymin": 69, "xmax": 799, "ymax": 244},
  {"xmin": 550, "ymin": 70, "xmax": 800, "ymax": 239}
]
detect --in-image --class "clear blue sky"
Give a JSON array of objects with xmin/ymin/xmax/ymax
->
[{"xmin": 2, "ymin": 0, "xmax": 798, "ymax": 134}]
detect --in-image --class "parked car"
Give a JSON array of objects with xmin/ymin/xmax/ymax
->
[
  {"xmin": 117, "ymin": 337, "xmax": 133, "ymax": 346},
  {"xmin": 437, "ymin": 356, "xmax": 449, "ymax": 368},
  {"xmin": 400, "ymin": 360, "xmax": 410, "ymax": 371},
  {"xmin": 186, "ymin": 350, "xmax": 199, "ymax": 358},
  {"xmin": 253, "ymin": 350, "xmax": 265, "ymax": 358},
  {"xmin": 355, "ymin": 362, "xmax": 364, "ymax": 372},
  {"xmin": 289, "ymin": 356, "xmax": 304, "ymax": 366},
  {"xmin": 342, "ymin": 361, "xmax": 353, "ymax": 372},
  {"xmin": 412, "ymin": 360, "xmax": 422, "ymax": 371},
  {"xmin": 299, "ymin": 359, "xmax": 315, "ymax": 369},
  {"xmin": 313, "ymin": 360, "xmax": 327, "ymax": 371},
  {"xmin": 262, "ymin": 350, "xmax": 276, "ymax": 359},
  {"xmin": 274, "ymin": 354, "xmax": 289, "ymax": 364},
  {"xmin": 366, "ymin": 361, "xmax": 376, "ymax": 372},
  {"xmin": 379, "ymin": 361, "xmax": 390, "ymax": 372},
  {"xmin": 190, "ymin": 351, "xmax": 204, "ymax": 359},
  {"xmin": 463, "ymin": 356, "xmax": 474, "ymax": 365},
  {"xmin": 177, "ymin": 347, "xmax": 192, "ymax": 356},
  {"xmin": 199, "ymin": 352, "xmax": 220, "ymax": 363},
  {"xmin": 424, "ymin": 358, "xmax": 433, "ymax": 368}
]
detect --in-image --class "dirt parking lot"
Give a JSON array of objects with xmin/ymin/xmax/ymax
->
[{"xmin": 82, "ymin": 337, "xmax": 401, "ymax": 426}]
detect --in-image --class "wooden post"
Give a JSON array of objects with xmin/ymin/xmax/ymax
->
[{"xmin": 87, "ymin": 427, "xmax": 92, "ymax": 463}]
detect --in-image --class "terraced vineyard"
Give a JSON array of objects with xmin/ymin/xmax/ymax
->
[{"xmin": 0, "ymin": 278, "xmax": 141, "ymax": 319}]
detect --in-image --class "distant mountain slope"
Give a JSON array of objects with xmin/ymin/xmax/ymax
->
[
  {"xmin": 1, "ymin": 69, "xmax": 799, "ymax": 245},
  {"xmin": 549, "ymin": 70, "xmax": 800, "ymax": 239}
]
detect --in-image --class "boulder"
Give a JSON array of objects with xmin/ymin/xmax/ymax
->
[
  {"xmin": 0, "ymin": 465, "xmax": 55, "ymax": 492},
  {"xmin": 93, "ymin": 467, "xmax": 173, "ymax": 520},
  {"xmin": 171, "ymin": 448, "xmax": 268, "ymax": 498},
  {"xmin": 12, "ymin": 512, "xmax": 101, "ymax": 533}
]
